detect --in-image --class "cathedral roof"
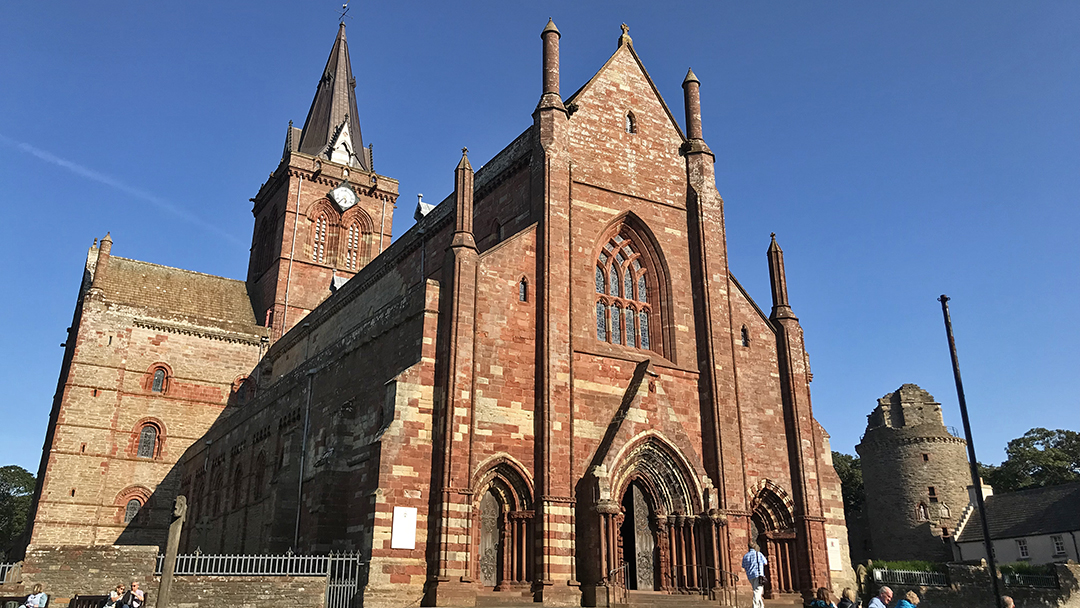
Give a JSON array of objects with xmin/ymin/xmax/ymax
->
[
  {"xmin": 95, "ymin": 256, "xmax": 265, "ymax": 338},
  {"xmin": 297, "ymin": 23, "xmax": 370, "ymax": 170}
]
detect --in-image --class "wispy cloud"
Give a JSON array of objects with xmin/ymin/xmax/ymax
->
[{"xmin": 0, "ymin": 133, "xmax": 244, "ymax": 246}]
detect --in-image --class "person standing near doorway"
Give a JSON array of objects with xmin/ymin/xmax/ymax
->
[{"xmin": 742, "ymin": 542, "xmax": 768, "ymax": 608}]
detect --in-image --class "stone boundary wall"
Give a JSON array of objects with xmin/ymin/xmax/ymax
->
[
  {"xmin": 873, "ymin": 563, "xmax": 1080, "ymax": 608},
  {"xmin": 5, "ymin": 546, "xmax": 327, "ymax": 608}
]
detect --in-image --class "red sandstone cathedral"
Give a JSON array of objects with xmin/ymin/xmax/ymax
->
[{"xmin": 27, "ymin": 20, "xmax": 853, "ymax": 607}]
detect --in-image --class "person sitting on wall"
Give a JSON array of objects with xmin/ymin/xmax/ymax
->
[
  {"xmin": 22, "ymin": 583, "xmax": 47, "ymax": 607},
  {"xmin": 837, "ymin": 587, "xmax": 860, "ymax": 608},
  {"xmin": 895, "ymin": 590, "xmax": 920, "ymax": 608},
  {"xmin": 809, "ymin": 587, "xmax": 837, "ymax": 608},
  {"xmin": 867, "ymin": 586, "xmax": 892, "ymax": 608},
  {"xmin": 124, "ymin": 580, "xmax": 145, "ymax": 608}
]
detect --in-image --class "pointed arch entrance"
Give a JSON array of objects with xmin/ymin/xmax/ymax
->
[
  {"xmin": 473, "ymin": 459, "xmax": 534, "ymax": 591},
  {"xmin": 750, "ymin": 482, "xmax": 799, "ymax": 596},
  {"xmin": 598, "ymin": 435, "xmax": 724, "ymax": 596}
]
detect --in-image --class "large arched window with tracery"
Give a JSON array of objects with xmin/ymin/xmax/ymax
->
[
  {"xmin": 344, "ymin": 221, "xmax": 362, "ymax": 271},
  {"xmin": 312, "ymin": 213, "xmax": 329, "ymax": 263},
  {"xmin": 595, "ymin": 233, "xmax": 652, "ymax": 350}
]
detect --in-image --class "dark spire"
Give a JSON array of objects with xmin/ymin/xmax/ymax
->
[
  {"xmin": 767, "ymin": 233, "xmax": 796, "ymax": 320},
  {"xmin": 297, "ymin": 23, "xmax": 370, "ymax": 170}
]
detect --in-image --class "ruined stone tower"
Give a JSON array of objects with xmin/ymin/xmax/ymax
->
[{"xmin": 856, "ymin": 384, "xmax": 970, "ymax": 561}]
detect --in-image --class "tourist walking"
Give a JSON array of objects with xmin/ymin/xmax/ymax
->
[
  {"xmin": 867, "ymin": 586, "xmax": 893, "ymax": 608},
  {"xmin": 895, "ymin": 590, "xmax": 920, "ymax": 607},
  {"xmin": 741, "ymin": 542, "xmax": 768, "ymax": 608},
  {"xmin": 22, "ymin": 583, "xmax": 47, "ymax": 607},
  {"xmin": 809, "ymin": 587, "xmax": 837, "ymax": 608},
  {"xmin": 838, "ymin": 587, "xmax": 860, "ymax": 608}
]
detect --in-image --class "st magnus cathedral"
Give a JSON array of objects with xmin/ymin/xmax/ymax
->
[{"xmin": 26, "ymin": 19, "xmax": 853, "ymax": 607}]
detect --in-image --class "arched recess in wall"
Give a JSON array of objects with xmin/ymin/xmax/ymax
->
[
  {"xmin": 115, "ymin": 486, "xmax": 153, "ymax": 525},
  {"xmin": 610, "ymin": 433, "xmax": 701, "ymax": 516},
  {"xmin": 305, "ymin": 198, "xmax": 340, "ymax": 265},
  {"xmin": 748, "ymin": 480, "xmax": 800, "ymax": 595},
  {"xmin": 128, "ymin": 417, "xmax": 166, "ymax": 460},
  {"xmin": 340, "ymin": 206, "xmax": 375, "ymax": 269},
  {"xmin": 592, "ymin": 212, "xmax": 675, "ymax": 362},
  {"xmin": 471, "ymin": 456, "xmax": 535, "ymax": 588}
]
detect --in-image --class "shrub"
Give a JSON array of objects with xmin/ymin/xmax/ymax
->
[{"xmin": 999, "ymin": 562, "xmax": 1054, "ymax": 576}]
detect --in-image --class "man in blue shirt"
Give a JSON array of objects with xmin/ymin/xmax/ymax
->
[
  {"xmin": 868, "ymin": 586, "xmax": 893, "ymax": 608},
  {"xmin": 741, "ymin": 542, "xmax": 768, "ymax": 608}
]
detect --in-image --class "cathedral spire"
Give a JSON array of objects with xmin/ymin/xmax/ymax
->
[{"xmin": 297, "ymin": 22, "xmax": 370, "ymax": 170}]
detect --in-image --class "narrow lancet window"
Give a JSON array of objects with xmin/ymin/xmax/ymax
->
[
  {"xmin": 345, "ymin": 222, "xmax": 361, "ymax": 270},
  {"xmin": 626, "ymin": 112, "xmax": 637, "ymax": 134},
  {"xmin": 741, "ymin": 325, "xmax": 751, "ymax": 347},
  {"xmin": 313, "ymin": 214, "xmax": 329, "ymax": 263},
  {"xmin": 518, "ymin": 278, "xmax": 528, "ymax": 302},
  {"xmin": 596, "ymin": 302, "xmax": 606, "ymax": 341}
]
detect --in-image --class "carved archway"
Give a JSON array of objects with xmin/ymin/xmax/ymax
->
[
  {"xmin": 472, "ymin": 458, "xmax": 534, "ymax": 590},
  {"xmin": 749, "ymin": 482, "xmax": 798, "ymax": 596}
]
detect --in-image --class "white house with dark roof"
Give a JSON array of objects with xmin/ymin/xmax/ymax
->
[{"xmin": 953, "ymin": 481, "xmax": 1080, "ymax": 565}]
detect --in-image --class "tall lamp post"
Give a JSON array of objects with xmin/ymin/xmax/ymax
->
[{"xmin": 938, "ymin": 295, "xmax": 1003, "ymax": 608}]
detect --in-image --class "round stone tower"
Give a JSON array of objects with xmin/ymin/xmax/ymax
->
[{"xmin": 856, "ymin": 384, "xmax": 970, "ymax": 562}]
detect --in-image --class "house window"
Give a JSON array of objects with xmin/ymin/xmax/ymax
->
[
  {"xmin": 151, "ymin": 368, "xmax": 166, "ymax": 393},
  {"xmin": 1016, "ymin": 538, "xmax": 1029, "ymax": 559},
  {"xmin": 124, "ymin": 499, "xmax": 141, "ymax": 524},
  {"xmin": 137, "ymin": 425, "xmax": 158, "ymax": 459},
  {"xmin": 595, "ymin": 233, "xmax": 652, "ymax": 351},
  {"xmin": 923, "ymin": 453, "xmax": 929, "ymax": 462},
  {"xmin": 313, "ymin": 213, "xmax": 329, "ymax": 263},
  {"xmin": 916, "ymin": 502, "xmax": 929, "ymax": 521},
  {"xmin": 941, "ymin": 527, "xmax": 950, "ymax": 537},
  {"xmin": 928, "ymin": 486, "xmax": 938, "ymax": 502},
  {"xmin": 625, "ymin": 112, "xmax": 637, "ymax": 134},
  {"xmin": 519, "ymin": 278, "xmax": 528, "ymax": 302},
  {"xmin": 741, "ymin": 325, "xmax": 750, "ymax": 347},
  {"xmin": 344, "ymin": 221, "xmax": 362, "ymax": 270},
  {"xmin": 1052, "ymin": 535, "xmax": 1066, "ymax": 556}
]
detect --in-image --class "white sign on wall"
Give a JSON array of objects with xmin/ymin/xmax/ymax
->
[
  {"xmin": 391, "ymin": 506, "xmax": 418, "ymax": 550},
  {"xmin": 827, "ymin": 537, "xmax": 843, "ymax": 571}
]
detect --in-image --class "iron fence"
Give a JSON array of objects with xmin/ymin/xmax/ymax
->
[
  {"xmin": 155, "ymin": 551, "xmax": 364, "ymax": 608},
  {"xmin": 873, "ymin": 568, "xmax": 950, "ymax": 587},
  {"xmin": 1004, "ymin": 572, "xmax": 1058, "ymax": 589},
  {"xmin": 0, "ymin": 564, "xmax": 14, "ymax": 584}
]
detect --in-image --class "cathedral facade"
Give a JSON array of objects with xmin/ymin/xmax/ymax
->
[{"xmin": 28, "ymin": 20, "xmax": 852, "ymax": 607}]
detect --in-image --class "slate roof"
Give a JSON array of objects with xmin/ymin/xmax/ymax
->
[
  {"xmin": 297, "ymin": 22, "xmax": 369, "ymax": 170},
  {"xmin": 957, "ymin": 481, "xmax": 1080, "ymax": 542},
  {"xmin": 98, "ymin": 256, "xmax": 264, "ymax": 336}
]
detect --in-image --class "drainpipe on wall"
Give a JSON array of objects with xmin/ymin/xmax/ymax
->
[{"xmin": 294, "ymin": 368, "xmax": 316, "ymax": 550}]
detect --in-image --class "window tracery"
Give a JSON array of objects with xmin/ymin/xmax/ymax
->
[
  {"xmin": 344, "ymin": 221, "xmax": 362, "ymax": 270},
  {"xmin": 595, "ymin": 232, "xmax": 652, "ymax": 351}
]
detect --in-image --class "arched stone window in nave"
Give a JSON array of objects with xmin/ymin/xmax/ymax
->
[{"xmin": 595, "ymin": 233, "xmax": 651, "ymax": 350}]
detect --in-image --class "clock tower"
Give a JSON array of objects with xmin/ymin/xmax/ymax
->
[{"xmin": 246, "ymin": 22, "xmax": 398, "ymax": 340}]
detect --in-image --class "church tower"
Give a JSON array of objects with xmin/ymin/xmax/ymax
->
[{"xmin": 247, "ymin": 22, "xmax": 398, "ymax": 340}]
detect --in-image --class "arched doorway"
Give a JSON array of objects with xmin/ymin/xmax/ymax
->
[
  {"xmin": 474, "ymin": 461, "xmax": 534, "ymax": 591},
  {"xmin": 750, "ymin": 485, "xmax": 799, "ymax": 597},
  {"xmin": 618, "ymin": 480, "xmax": 659, "ymax": 590}
]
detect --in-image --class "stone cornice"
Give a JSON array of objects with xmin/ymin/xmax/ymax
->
[{"xmin": 132, "ymin": 319, "xmax": 267, "ymax": 345}]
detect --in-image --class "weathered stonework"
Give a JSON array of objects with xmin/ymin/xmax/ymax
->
[
  {"xmin": 28, "ymin": 20, "xmax": 854, "ymax": 608},
  {"xmin": 856, "ymin": 384, "xmax": 971, "ymax": 561}
]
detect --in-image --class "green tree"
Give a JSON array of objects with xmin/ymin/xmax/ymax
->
[
  {"xmin": 0, "ymin": 465, "xmax": 35, "ymax": 559},
  {"xmin": 832, "ymin": 451, "xmax": 864, "ymax": 516},
  {"xmin": 981, "ymin": 428, "xmax": 1080, "ymax": 493}
]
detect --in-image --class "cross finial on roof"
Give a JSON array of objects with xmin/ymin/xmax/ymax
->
[
  {"xmin": 462, "ymin": 147, "xmax": 468, "ymax": 155},
  {"xmin": 618, "ymin": 23, "xmax": 633, "ymax": 47},
  {"xmin": 621, "ymin": 23, "xmax": 629, "ymax": 35},
  {"xmin": 339, "ymin": 2, "xmax": 351, "ymax": 23}
]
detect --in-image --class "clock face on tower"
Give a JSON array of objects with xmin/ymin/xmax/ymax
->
[{"xmin": 329, "ymin": 184, "xmax": 358, "ymax": 211}]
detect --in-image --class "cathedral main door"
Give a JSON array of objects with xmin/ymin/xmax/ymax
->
[
  {"xmin": 479, "ymin": 490, "xmax": 502, "ymax": 587},
  {"xmin": 619, "ymin": 482, "xmax": 658, "ymax": 590}
]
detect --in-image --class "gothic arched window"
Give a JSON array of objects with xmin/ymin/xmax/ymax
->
[
  {"xmin": 124, "ymin": 498, "xmax": 141, "ymax": 523},
  {"xmin": 741, "ymin": 325, "xmax": 751, "ymax": 347},
  {"xmin": 344, "ymin": 221, "xmax": 362, "ymax": 271},
  {"xmin": 595, "ymin": 233, "xmax": 652, "ymax": 351},
  {"xmin": 137, "ymin": 425, "xmax": 158, "ymax": 459},
  {"xmin": 519, "ymin": 278, "xmax": 528, "ymax": 302},
  {"xmin": 625, "ymin": 112, "xmax": 637, "ymax": 134},
  {"xmin": 312, "ymin": 213, "xmax": 329, "ymax": 263}
]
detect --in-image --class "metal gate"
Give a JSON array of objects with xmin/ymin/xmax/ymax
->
[{"xmin": 326, "ymin": 552, "xmax": 365, "ymax": 608}]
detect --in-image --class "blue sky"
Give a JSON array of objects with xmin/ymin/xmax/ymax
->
[{"xmin": 0, "ymin": 1, "xmax": 1076, "ymax": 474}]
